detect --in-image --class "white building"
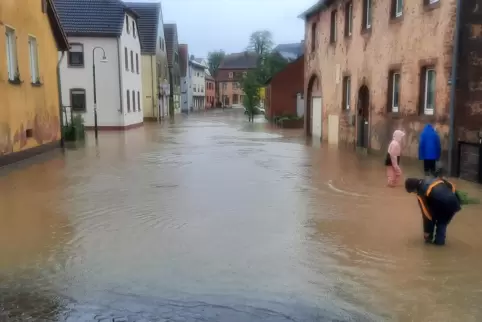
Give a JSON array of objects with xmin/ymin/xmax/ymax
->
[
  {"xmin": 55, "ymin": 0, "xmax": 143, "ymax": 129},
  {"xmin": 189, "ymin": 56, "xmax": 206, "ymax": 112}
]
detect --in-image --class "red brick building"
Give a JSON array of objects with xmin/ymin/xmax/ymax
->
[
  {"xmin": 265, "ymin": 55, "xmax": 304, "ymax": 119},
  {"xmin": 216, "ymin": 52, "xmax": 257, "ymax": 107},
  {"xmin": 300, "ymin": 0, "xmax": 478, "ymax": 165},
  {"xmin": 205, "ymin": 74, "xmax": 215, "ymax": 108}
]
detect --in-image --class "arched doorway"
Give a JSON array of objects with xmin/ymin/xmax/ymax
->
[
  {"xmin": 306, "ymin": 74, "xmax": 322, "ymax": 140},
  {"xmin": 357, "ymin": 85, "xmax": 370, "ymax": 149}
]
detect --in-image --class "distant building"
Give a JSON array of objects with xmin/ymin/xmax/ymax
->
[
  {"xmin": 265, "ymin": 55, "xmax": 304, "ymax": 119},
  {"xmin": 164, "ymin": 24, "xmax": 181, "ymax": 114},
  {"xmin": 0, "ymin": 0, "xmax": 69, "ymax": 165},
  {"xmin": 178, "ymin": 44, "xmax": 191, "ymax": 114},
  {"xmin": 216, "ymin": 52, "xmax": 258, "ymax": 107},
  {"xmin": 272, "ymin": 42, "xmax": 304, "ymax": 61},
  {"xmin": 125, "ymin": 1, "xmax": 170, "ymax": 122},
  {"xmin": 55, "ymin": 0, "xmax": 143, "ymax": 130},
  {"xmin": 205, "ymin": 74, "xmax": 215, "ymax": 108},
  {"xmin": 189, "ymin": 56, "xmax": 206, "ymax": 112}
]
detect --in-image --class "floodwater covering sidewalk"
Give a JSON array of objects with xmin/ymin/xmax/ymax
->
[{"xmin": 0, "ymin": 108, "xmax": 482, "ymax": 321}]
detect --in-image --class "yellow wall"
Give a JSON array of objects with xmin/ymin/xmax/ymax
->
[
  {"xmin": 0, "ymin": 0, "xmax": 61, "ymax": 156},
  {"xmin": 141, "ymin": 55, "xmax": 156, "ymax": 118}
]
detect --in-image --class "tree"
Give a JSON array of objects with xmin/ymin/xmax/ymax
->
[
  {"xmin": 241, "ymin": 70, "xmax": 260, "ymax": 122},
  {"xmin": 207, "ymin": 50, "xmax": 225, "ymax": 104},
  {"xmin": 247, "ymin": 30, "xmax": 274, "ymax": 58}
]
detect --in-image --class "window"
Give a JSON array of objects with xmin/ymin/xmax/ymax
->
[
  {"xmin": 70, "ymin": 89, "xmax": 86, "ymax": 112},
  {"xmin": 5, "ymin": 27, "xmax": 18, "ymax": 81},
  {"xmin": 130, "ymin": 50, "xmax": 134, "ymax": 72},
  {"xmin": 342, "ymin": 76, "xmax": 351, "ymax": 110},
  {"xmin": 160, "ymin": 37, "xmax": 164, "ymax": 51},
  {"xmin": 426, "ymin": 0, "xmax": 439, "ymax": 4},
  {"xmin": 362, "ymin": 0, "xmax": 372, "ymax": 30},
  {"xmin": 124, "ymin": 47, "xmax": 128, "ymax": 70},
  {"xmin": 311, "ymin": 23, "xmax": 317, "ymax": 52},
  {"xmin": 68, "ymin": 43, "xmax": 84, "ymax": 67},
  {"xmin": 132, "ymin": 21, "xmax": 136, "ymax": 38},
  {"xmin": 28, "ymin": 36, "xmax": 40, "ymax": 83},
  {"xmin": 243, "ymin": 71, "xmax": 247, "ymax": 77},
  {"xmin": 136, "ymin": 53, "xmax": 139, "ymax": 74},
  {"xmin": 330, "ymin": 10, "xmax": 337, "ymax": 43},
  {"xmin": 126, "ymin": 16, "xmax": 130, "ymax": 33},
  {"xmin": 137, "ymin": 91, "xmax": 141, "ymax": 111},
  {"xmin": 126, "ymin": 90, "xmax": 131, "ymax": 112},
  {"xmin": 392, "ymin": 0, "xmax": 403, "ymax": 17},
  {"xmin": 388, "ymin": 71, "xmax": 401, "ymax": 112},
  {"xmin": 132, "ymin": 90, "xmax": 136, "ymax": 111},
  {"xmin": 201, "ymin": 86, "xmax": 204, "ymax": 93},
  {"xmin": 228, "ymin": 72, "xmax": 233, "ymax": 79},
  {"xmin": 421, "ymin": 67, "xmax": 436, "ymax": 115},
  {"xmin": 194, "ymin": 85, "xmax": 197, "ymax": 92},
  {"xmin": 222, "ymin": 82, "xmax": 227, "ymax": 90},
  {"xmin": 345, "ymin": 2, "xmax": 353, "ymax": 37}
]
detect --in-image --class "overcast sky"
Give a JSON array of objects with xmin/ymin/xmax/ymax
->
[{"xmin": 131, "ymin": 0, "xmax": 316, "ymax": 58}]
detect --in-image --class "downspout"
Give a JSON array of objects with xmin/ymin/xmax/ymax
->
[
  {"xmin": 116, "ymin": 38, "xmax": 124, "ymax": 116},
  {"xmin": 57, "ymin": 51, "xmax": 66, "ymax": 148},
  {"xmin": 448, "ymin": 0, "xmax": 462, "ymax": 177}
]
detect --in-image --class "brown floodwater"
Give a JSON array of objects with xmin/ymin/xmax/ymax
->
[{"xmin": 0, "ymin": 108, "xmax": 482, "ymax": 321}]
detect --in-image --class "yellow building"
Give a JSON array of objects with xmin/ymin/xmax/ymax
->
[{"xmin": 0, "ymin": 0, "xmax": 69, "ymax": 165}]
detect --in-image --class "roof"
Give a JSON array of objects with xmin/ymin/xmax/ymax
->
[
  {"xmin": 219, "ymin": 52, "xmax": 258, "ymax": 69},
  {"xmin": 189, "ymin": 59, "xmax": 205, "ymax": 70},
  {"xmin": 205, "ymin": 74, "xmax": 214, "ymax": 81},
  {"xmin": 47, "ymin": 0, "xmax": 69, "ymax": 51},
  {"xmin": 264, "ymin": 54, "xmax": 304, "ymax": 85},
  {"xmin": 273, "ymin": 43, "xmax": 304, "ymax": 60},
  {"xmin": 298, "ymin": 0, "xmax": 335, "ymax": 20},
  {"xmin": 124, "ymin": 2, "xmax": 161, "ymax": 55},
  {"xmin": 53, "ymin": 0, "xmax": 138, "ymax": 37}
]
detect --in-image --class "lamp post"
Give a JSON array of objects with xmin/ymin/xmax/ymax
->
[{"xmin": 92, "ymin": 46, "xmax": 108, "ymax": 140}]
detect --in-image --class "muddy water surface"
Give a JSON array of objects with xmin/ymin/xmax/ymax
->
[{"xmin": 0, "ymin": 109, "xmax": 482, "ymax": 321}]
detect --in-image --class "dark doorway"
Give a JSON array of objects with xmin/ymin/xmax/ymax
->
[
  {"xmin": 306, "ymin": 75, "xmax": 320, "ymax": 137},
  {"xmin": 357, "ymin": 85, "xmax": 370, "ymax": 149}
]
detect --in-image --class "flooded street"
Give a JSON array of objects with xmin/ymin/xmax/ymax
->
[{"xmin": 1, "ymin": 108, "xmax": 482, "ymax": 321}]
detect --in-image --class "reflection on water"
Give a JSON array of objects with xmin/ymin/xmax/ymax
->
[{"xmin": 0, "ymin": 109, "xmax": 481, "ymax": 321}]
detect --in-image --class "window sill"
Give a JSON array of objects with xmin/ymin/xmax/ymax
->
[
  {"xmin": 31, "ymin": 82, "xmax": 43, "ymax": 87},
  {"xmin": 361, "ymin": 27, "xmax": 372, "ymax": 37},
  {"xmin": 389, "ymin": 14, "xmax": 403, "ymax": 24},
  {"xmin": 71, "ymin": 109, "xmax": 87, "ymax": 113},
  {"xmin": 68, "ymin": 64, "xmax": 85, "ymax": 68},
  {"xmin": 344, "ymin": 34, "xmax": 352, "ymax": 40},
  {"xmin": 388, "ymin": 111, "xmax": 401, "ymax": 119},
  {"xmin": 424, "ymin": 1, "xmax": 441, "ymax": 11},
  {"xmin": 8, "ymin": 79, "xmax": 23, "ymax": 86}
]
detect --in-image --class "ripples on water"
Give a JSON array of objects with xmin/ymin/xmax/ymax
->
[{"xmin": 0, "ymin": 110, "xmax": 482, "ymax": 321}]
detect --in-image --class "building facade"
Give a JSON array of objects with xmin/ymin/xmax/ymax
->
[
  {"xmin": 301, "ymin": 0, "xmax": 458, "ymax": 155},
  {"xmin": 0, "ymin": 0, "xmax": 69, "ymax": 165},
  {"xmin": 217, "ymin": 52, "xmax": 258, "ymax": 107},
  {"xmin": 265, "ymin": 55, "xmax": 304, "ymax": 119},
  {"xmin": 125, "ymin": 2, "xmax": 170, "ymax": 122},
  {"xmin": 189, "ymin": 57, "xmax": 206, "ymax": 111},
  {"xmin": 55, "ymin": 0, "xmax": 143, "ymax": 130},
  {"xmin": 164, "ymin": 24, "xmax": 181, "ymax": 114},
  {"xmin": 205, "ymin": 74, "xmax": 215, "ymax": 108}
]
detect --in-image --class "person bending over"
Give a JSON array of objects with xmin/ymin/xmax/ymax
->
[{"xmin": 405, "ymin": 177, "xmax": 461, "ymax": 246}]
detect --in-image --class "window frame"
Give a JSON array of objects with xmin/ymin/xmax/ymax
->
[
  {"xmin": 428, "ymin": 0, "xmax": 439, "ymax": 4},
  {"xmin": 342, "ymin": 76, "xmax": 351, "ymax": 110},
  {"xmin": 345, "ymin": 2, "xmax": 353, "ymax": 37},
  {"xmin": 389, "ymin": 71, "xmax": 401, "ymax": 113},
  {"xmin": 124, "ymin": 47, "xmax": 129, "ymax": 71},
  {"xmin": 362, "ymin": 0, "xmax": 372, "ymax": 31},
  {"xmin": 137, "ymin": 91, "xmax": 141, "ymax": 111},
  {"xmin": 132, "ymin": 90, "xmax": 136, "ymax": 111},
  {"xmin": 126, "ymin": 90, "xmax": 131, "ymax": 112},
  {"xmin": 395, "ymin": 0, "xmax": 403, "ymax": 17},
  {"xmin": 130, "ymin": 50, "xmax": 134, "ymax": 72},
  {"xmin": 132, "ymin": 21, "xmax": 136, "ymax": 38},
  {"xmin": 28, "ymin": 35, "xmax": 40, "ymax": 84},
  {"xmin": 330, "ymin": 10, "xmax": 337, "ymax": 43},
  {"xmin": 136, "ymin": 53, "xmax": 139, "ymax": 74},
  {"xmin": 423, "ymin": 68, "xmax": 436, "ymax": 115},
  {"xmin": 70, "ymin": 88, "xmax": 87, "ymax": 112},
  {"xmin": 311, "ymin": 23, "xmax": 317, "ymax": 52},
  {"xmin": 126, "ymin": 16, "xmax": 130, "ymax": 34},
  {"xmin": 68, "ymin": 42, "xmax": 84, "ymax": 68}
]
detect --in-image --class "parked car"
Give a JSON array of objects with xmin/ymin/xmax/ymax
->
[{"xmin": 244, "ymin": 106, "xmax": 265, "ymax": 115}]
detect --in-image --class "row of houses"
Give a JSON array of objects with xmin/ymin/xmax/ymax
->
[
  {"xmin": 0, "ymin": 0, "xmax": 219, "ymax": 166},
  {"xmin": 298, "ymin": 0, "xmax": 482, "ymax": 180}
]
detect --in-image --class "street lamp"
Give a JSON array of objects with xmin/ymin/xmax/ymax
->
[{"xmin": 92, "ymin": 46, "xmax": 108, "ymax": 140}]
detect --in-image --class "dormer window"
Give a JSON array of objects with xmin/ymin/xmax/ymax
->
[{"xmin": 126, "ymin": 16, "xmax": 130, "ymax": 34}]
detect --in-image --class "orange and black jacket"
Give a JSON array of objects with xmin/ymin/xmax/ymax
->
[{"xmin": 416, "ymin": 178, "xmax": 462, "ymax": 221}]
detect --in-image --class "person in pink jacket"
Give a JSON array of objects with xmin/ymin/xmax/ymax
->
[{"xmin": 385, "ymin": 130, "xmax": 406, "ymax": 187}]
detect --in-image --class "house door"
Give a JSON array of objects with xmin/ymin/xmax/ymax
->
[
  {"xmin": 311, "ymin": 97, "xmax": 322, "ymax": 141},
  {"xmin": 357, "ymin": 85, "xmax": 370, "ymax": 149}
]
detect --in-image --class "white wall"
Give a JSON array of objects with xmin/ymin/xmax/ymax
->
[
  {"xmin": 120, "ymin": 13, "xmax": 143, "ymax": 126},
  {"xmin": 59, "ymin": 37, "xmax": 121, "ymax": 127},
  {"xmin": 189, "ymin": 63, "xmax": 205, "ymax": 111}
]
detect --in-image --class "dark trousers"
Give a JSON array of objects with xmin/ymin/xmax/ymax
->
[
  {"xmin": 419, "ymin": 200, "xmax": 455, "ymax": 245},
  {"xmin": 423, "ymin": 159, "xmax": 437, "ymax": 176}
]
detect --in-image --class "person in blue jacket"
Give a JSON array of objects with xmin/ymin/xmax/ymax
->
[{"xmin": 418, "ymin": 124, "xmax": 441, "ymax": 176}]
